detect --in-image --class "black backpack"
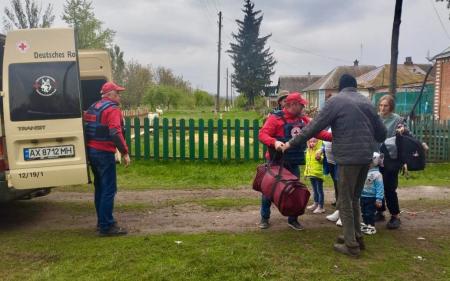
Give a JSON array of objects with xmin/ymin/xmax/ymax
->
[{"xmin": 397, "ymin": 134, "xmax": 426, "ymax": 171}]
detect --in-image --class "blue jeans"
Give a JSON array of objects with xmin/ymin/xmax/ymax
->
[
  {"xmin": 360, "ymin": 197, "xmax": 376, "ymax": 226},
  {"xmin": 88, "ymin": 148, "xmax": 117, "ymax": 232},
  {"xmin": 310, "ymin": 177, "xmax": 324, "ymax": 208},
  {"xmin": 260, "ymin": 163, "xmax": 300, "ymax": 223}
]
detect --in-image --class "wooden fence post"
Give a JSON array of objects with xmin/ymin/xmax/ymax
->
[
  {"xmin": 163, "ymin": 118, "xmax": 169, "ymax": 161},
  {"xmin": 226, "ymin": 119, "xmax": 231, "ymax": 161},
  {"xmin": 217, "ymin": 119, "xmax": 223, "ymax": 161},
  {"xmin": 144, "ymin": 117, "xmax": 150, "ymax": 160},
  {"xmin": 189, "ymin": 119, "xmax": 195, "ymax": 160},
  {"xmin": 208, "ymin": 119, "xmax": 214, "ymax": 160},
  {"xmin": 253, "ymin": 119, "xmax": 259, "ymax": 161},
  {"xmin": 235, "ymin": 119, "xmax": 241, "ymax": 160},
  {"xmin": 244, "ymin": 119, "xmax": 250, "ymax": 161},
  {"xmin": 153, "ymin": 117, "xmax": 159, "ymax": 160},
  {"xmin": 180, "ymin": 119, "xmax": 186, "ymax": 161},
  {"xmin": 172, "ymin": 118, "xmax": 177, "ymax": 159},
  {"xmin": 199, "ymin": 119, "xmax": 205, "ymax": 161},
  {"xmin": 134, "ymin": 117, "xmax": 141, "ymax": 160},
  {"xmin": 125, "ymin": 117, "xmax": 132, "ymax": 156}
]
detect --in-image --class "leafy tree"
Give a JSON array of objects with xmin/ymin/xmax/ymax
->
[
  {"xmin": 122, "ymin": 61, "xmax": 153, "ymax": 108},
  {"xmin": 109, "ymin": 44, "xmax": 125, "ymax": 84},
  {"xmin": 145, "ymin": 85, "xmax": 194, "ymax": 110},
  {"xmin": 193, "ymin": 89, "xmax": 214, "ymax": 107},
  {"xmin": 3, "ymin": 0, "xmax": 55, "ymax": 30},
  {"xmin": 228, "ymin": 0, "xmax": 276, "ymax": 107},
  {"xmin": 62, "ymin": 0, "xmax": 115, "ymax": 49},
  {"xmin": 154, "ymin": 66, "xmax": 192, "ymax": 93}
]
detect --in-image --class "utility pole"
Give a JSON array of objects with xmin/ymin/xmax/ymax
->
[
  {"xmin": 216, "ymin": 11, "xmax": 222, "ymax": 113},
  {"xmin": 225, "ymin": 67, "xmax": 229, "ymax": 111},
  {"xmin": 230, "ymin": 77, "xmax": 234, "ymax": 108}
]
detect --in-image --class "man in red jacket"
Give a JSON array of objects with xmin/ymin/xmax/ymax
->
[
  {"xmin": 258, "ymin": 92, "xmax": 332, "ymax": 230},
  {"xmin": 84, "ymin": 81, "xmax": 131, "ymax": 236}
]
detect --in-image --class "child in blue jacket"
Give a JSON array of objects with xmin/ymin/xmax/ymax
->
[{"xmin": 360, "ymin": 152, "xmax": 384, "ymax": 235}]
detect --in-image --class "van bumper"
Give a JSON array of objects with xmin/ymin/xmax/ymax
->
[{"xmin": 0, "ymin": 172, "xmax": 51, "ymax": 203}]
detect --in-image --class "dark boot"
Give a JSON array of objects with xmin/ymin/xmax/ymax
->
[
  {"xmin": 333, "ymin": 243, "xmax": 360, "ymax": 257},
  {"xmin": 336, "ymin": 235, "xmax": 365, "ymax": 250}
]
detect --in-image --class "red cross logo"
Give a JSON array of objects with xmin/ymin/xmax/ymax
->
[{"xmin": 16, "ymin": 41, "xmax": 29, "ymax": 53}]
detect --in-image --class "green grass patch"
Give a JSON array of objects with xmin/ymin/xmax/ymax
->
[
  {"xmin": 59, "ymin": 162, "xmax": 450, "ymax": 192},
  {"xmin": 398, "ymin": 162, "xmax": 450, "ymax": 187},
  {"xmin": 163, "ymin": 109, "xmax": 262, "ymax": 121},
  {"xmin": 1, "ymin": 229, "xmax": 449, "ymax": 280}
]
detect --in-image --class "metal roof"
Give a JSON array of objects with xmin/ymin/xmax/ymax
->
[
  {"xmin": 303, "ymin": 65, "xmax": 376, "ymax": 91},
  {"xmin": 356, "ymin": 64, "xmax": 434, "ymax": 89}
]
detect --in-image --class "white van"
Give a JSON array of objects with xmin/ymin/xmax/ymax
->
[{"xmin": 0, "ymin": 28, "xmax": 112, "ymax": 202}]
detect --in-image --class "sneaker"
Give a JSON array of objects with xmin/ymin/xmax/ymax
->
[
  {"xmin": 360, "ymin": 222, "xmax": 367, "ymax": 231},
  {"xmin": 259, "ymin": 218, "xmax": 270, "ymax": 229},
  {"xmin": 375, "ymin": 212, "xmax": 386, "ymax": 222},
  {"xmin": 362, "ymin": 224, "xmax": 377, "ymax": 235},
  {"xmin": 336, "ymin": 235, "xmax": 365, "ymax": 251},
  {"xmin": 307, "ymin": 203, "xmax": 318, "ymax": 211},
  {"xmin": 336, "ymin": 218, "xmax": 342, "ymax": 227},
  {"xmin": 287, "ymin": 221, "xmax": 304, "ymax": 231},
  {"xmin": 98, "ymin": 225, "xmax": 128, "ymax": 237},
  {"xmin": 333, "ymin": 243, "xmax": 360, "ymax": 257},
  {"xmin": 313, "ymin": 207, "xmax": 326, "ymax": 214},
  {"xmin": 326, "ymin": 210, "xmax": 340, "ymax": 222},
  {"xmin": 387, "ymin": 216, "xmax": 401, "ymax": 229},
  {"xmin": 96, "ymin": 220, "xmax": 118, "ymax": 232}
]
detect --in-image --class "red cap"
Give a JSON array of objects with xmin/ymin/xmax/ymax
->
[
  {"xmin": 101, "ymin": 81, "xmax": 125, "ymax": 94},
  {"xmin": 285, "ymin": 92, "xmax": 308, "ymax": 106}
]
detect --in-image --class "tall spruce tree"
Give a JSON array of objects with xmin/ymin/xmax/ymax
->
[{"xmin": 228, "ymin": 0, "xmax": 276, "ymax": 107}]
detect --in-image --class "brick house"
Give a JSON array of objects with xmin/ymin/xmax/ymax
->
[{"xmin": 432, "ymin": 47, "xmax": 450, "ymax": 120}]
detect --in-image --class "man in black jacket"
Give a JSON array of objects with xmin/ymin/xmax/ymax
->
[{"xmin": 282, "ymin": 74, "xmax": 387, "ymax": 257}]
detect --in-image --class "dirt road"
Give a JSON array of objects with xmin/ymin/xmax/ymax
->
[{"xmin": 1, "ymin": 186, "xmax": 449, "ymax": 235}]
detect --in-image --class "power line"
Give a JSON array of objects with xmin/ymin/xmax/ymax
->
[
  {"xmin": 429, "ymin": 0, "xmax": 450, "ymax": 41},
  {"xmin": 271, "ymin": 39, "xmax": 352, "ymax": 63}
]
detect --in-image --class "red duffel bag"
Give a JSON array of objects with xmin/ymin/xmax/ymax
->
[{"xmin": 256, "ymin": 163, "xmax": 310, "ymax": 217}]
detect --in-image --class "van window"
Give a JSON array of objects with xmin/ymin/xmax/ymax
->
[
  {"xmin": 81, "ymin": 79, "xmax": 106, "ymax": 111},
  {"xmin": 9, "ymin": 61, "xmax": 82, "ymax": 121}
]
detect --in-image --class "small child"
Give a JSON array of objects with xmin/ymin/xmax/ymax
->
[
  {"xmin": 305, "ymin": 138, "xmax": 325, "ymax": 214},
  {"xmin": 360, "ymin": 152, "xmax": 385, "ymax": 235}
]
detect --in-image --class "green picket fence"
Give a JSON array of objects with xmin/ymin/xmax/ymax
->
[
  {"xmin": 124, "ymin": 116, "xmax": 450, "ymax": 162},
  {"xmin": 408, "ymin": 116, "xmax": 450, "ymax": 162},
  {"xmin": 125, "ymin": 117, "xmax": 266, "ymax": 161}
]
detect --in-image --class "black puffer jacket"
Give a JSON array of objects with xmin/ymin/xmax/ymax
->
[{"xmin": 288, "ymin": 87, "xmax": 387, "ymax": 165}]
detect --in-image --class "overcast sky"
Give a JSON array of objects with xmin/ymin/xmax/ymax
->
[{"xmin": 2, "ymin": 0, "xmax": 450, "ymax": 96}]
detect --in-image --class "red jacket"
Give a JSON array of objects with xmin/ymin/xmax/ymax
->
[
  {"xmin": 259, "ymin": 109, "xmax": 332, "ymax": 158},
  {"xmin": 85, "ymin": 98, "xmax": 129, "ymax": 154}
]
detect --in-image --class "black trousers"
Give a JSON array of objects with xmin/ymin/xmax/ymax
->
[{"xmin": 378, "ymin": 167, "xmax": 400, "ymax": 216}]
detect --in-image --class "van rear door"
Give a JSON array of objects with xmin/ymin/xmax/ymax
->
[{"xmin": 2, "ymin": 28, "xmax": 88, "ymax": 189}]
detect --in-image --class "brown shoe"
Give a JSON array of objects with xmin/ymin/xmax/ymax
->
[
  {"xmin": 336, "ymin": 235, "xmax": 365, "ymax": 250},
  {"xmin": 333, "ymin": 243, "xmax": 360, "ymax": 257}
]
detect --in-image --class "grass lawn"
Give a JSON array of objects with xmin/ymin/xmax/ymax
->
[
  {"xmin": 162, "ymin": 109, "xmax": 263, "ymax": 121},
  {"xmin": 60, "ymin": 162, "xmax": 450, "ymax": 192},
  {"xmin": 1, "ymin": 228, "xmax": 449, "ymax": 281}
]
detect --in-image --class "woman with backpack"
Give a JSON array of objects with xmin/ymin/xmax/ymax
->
[{"xmin": 376, "ymin": 95, "xmax": 406, "ymax": 230}]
